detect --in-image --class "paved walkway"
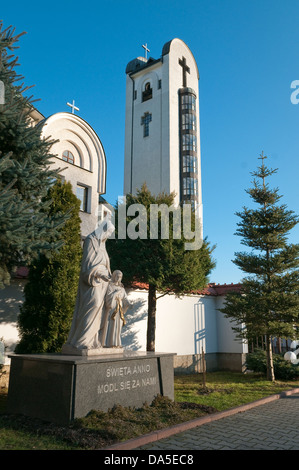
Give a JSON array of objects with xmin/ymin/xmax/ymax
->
[
  {"xmin": 106, "ymin": 390, "xmax": 299, "ymax": 450},
  {"xmin": 138, "ymin": 394, "xmax": 299, "ymax": 450}
]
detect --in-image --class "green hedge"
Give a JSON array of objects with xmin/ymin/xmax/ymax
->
[{"xmin": 246, "ymin": 349, "xmax": 299, "ymax": 380}]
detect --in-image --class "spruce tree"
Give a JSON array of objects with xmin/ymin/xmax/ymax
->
[
  {"xmin": 16, "ymin": 181, "xmax": 82, "ymax": 353},
  {"xmin": 0, "ymin": 22, "xmax": 66, "ymax": 288},
  {"xmin": 107, "ymin": 184, "xmax": 215, "ymax": 352},
  {"xmin": 221, "ymin": 153, "xmax": 299, "ymax": 381}
]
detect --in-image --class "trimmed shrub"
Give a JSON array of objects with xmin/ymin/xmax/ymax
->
[{"xmin": 246, "ymin": 349, "xmax": 299, "ymax": 380}]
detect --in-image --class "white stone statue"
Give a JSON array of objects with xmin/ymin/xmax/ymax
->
[
  {"xmin": 62, "ymin": 218, "xmax": 115, "ymax": 355},
  {"xmin": 104, "ymin": 270, "xmax": 131, "ymax": 348}
]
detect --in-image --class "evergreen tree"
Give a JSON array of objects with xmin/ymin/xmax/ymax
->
[
  {"xmin": 0, "ymin": 22, "xmax": 66, "ymax": 288},
  {"xmin": 107, "ymin": 184, "xmax": 215, "ymax": 352},
  {"xmin": 16, "ymin": 181, "xmax": 82, "ymax": 353},
  {"xmin": 221, "ymin": 153, "xmax": 299, "ymax": 381}
]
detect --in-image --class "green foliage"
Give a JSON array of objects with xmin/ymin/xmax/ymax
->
[
  {"xmin": 246, "ymin": 349, "xmax": 299, "ymax": 380},
  {"xmin": 108, "ymin": 184, "xmax": 215, "ymax": 293},
  {"xmin": 0, "ymin": 22, "xmax": 67, "ymax": 288},
  {"xmin": 107, "ymin": 184, "xmax": 215, "ymax": 350},
  {"xmin": 15, "ymin": 181, "xmax": 82, "ymax": 353},
  {"xmin": 220, "ymin": 155, "xmax": 299, "ymax": 380}
]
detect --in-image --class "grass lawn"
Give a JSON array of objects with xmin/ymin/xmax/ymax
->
[
  {"xmin": 174, "ymin": 371, "xmax": 299, "ymax": 411},
  {"xmin": 1, "ymin": 371, "xmax": 299, "ymax": 450}
]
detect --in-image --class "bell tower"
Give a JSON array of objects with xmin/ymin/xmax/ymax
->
[{"xmin": 124, "ymin": 38, "xmax": 202, "ymax": 221}]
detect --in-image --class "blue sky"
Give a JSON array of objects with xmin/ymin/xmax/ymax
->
[{"xmin": 2, "ymin": 0, "xmax": 299, "ymax": 285}]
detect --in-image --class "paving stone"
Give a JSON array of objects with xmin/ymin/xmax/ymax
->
[{"xmin": 136, "ymin": 394, "xmax": 299, "ymax": 450}]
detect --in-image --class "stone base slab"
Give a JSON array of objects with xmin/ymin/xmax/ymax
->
[
  {"xmin": 61, "ymin": 343, "xmax": 124, "ymax": 356},
  {"xmin": 7, "ymin": 351, "xmax": 176, "ymax": 425}
]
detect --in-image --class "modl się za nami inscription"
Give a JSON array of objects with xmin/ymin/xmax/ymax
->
[{"xmin": 97, "ymin": 363, "xmax": 157, "ymax": 394}]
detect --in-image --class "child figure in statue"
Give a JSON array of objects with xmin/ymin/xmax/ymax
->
[{"xmin": 104, "ymin": 270, "xmax": 131, "ymax": 348}]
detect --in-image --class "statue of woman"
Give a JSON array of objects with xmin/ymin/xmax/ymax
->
[
  {"xmin": 62, "ymin": 218, "xmax": 115, "ymax": 353},
  {"xmin": 104, "ymin": 270, "xmax": 131, "ymax": 348}
]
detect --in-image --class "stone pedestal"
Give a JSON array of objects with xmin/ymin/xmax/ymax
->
[
  {"xmin": 7, "ymin": 351, "xmax": 175, "ymax": 425},
  {"xmin": 61, "ymin": 343, "xmax": 124, "ymax": 356}
]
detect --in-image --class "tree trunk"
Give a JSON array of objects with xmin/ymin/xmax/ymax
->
[
  {"xmin": 266, "ymin": 334, "xmax": 275, "ymax": 381},
  {"xmin": 146, "ymin": 283, "xmax": 157, "ymax": 352}
]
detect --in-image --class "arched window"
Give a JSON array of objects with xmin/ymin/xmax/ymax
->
[
  {"xmin": 62, "ymin": 150, "xmax": 74, "ymax": 164},
  {"xmin": 142, "ymin": 82, "xmax": 152, "ymax": 102}
]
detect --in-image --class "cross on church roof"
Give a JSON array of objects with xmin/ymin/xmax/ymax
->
[
  {"xmin": 142, "ymin": 43, "xmax": 150, "ymax": 59},
  {"xmin": 67, "ymin": 100, "xmax": 79, "ymax": 114},
  {"xmin": 179, "ymin": 56, "xmax": 190, "ymax": 87}
]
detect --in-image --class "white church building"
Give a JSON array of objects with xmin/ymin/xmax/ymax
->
[
  {"xmin": 0, "ymin": 38, "xmax": 247, "ymax": 372},
  {"xmin": 30, "ymin": 105, "xmax": 109, "ymax": 236}
]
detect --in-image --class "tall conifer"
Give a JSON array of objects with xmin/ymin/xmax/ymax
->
[
  {"xmin": 0, "ymin": 22, "xmax": 66, "ymax": 288},
  {"xmin": 16, "ymin": 181, "xmax": 82, "ymax": 353},
  {"xmin": 221, "ymin": 154, "xmax": 299, "ymax": 381}
]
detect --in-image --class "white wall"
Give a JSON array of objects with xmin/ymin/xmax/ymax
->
[
  {"xmin": 215, "ymin": 296, "xmax": 248, "ymax": 354},
  {"xmin": 0, "ymin": 284, "xmax": 246, "ymax": 365},
  {"xmin": 122, "ymin": 289, "xmax": 245, "ymax": 356},
  {"xmin": 0, "ymin": 279, "xmax": 25, "ymax": 364}
]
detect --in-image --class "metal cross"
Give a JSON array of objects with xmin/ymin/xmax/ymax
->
[
  {"xmin": 142, "ymin": 43, "xmax": 150, "ymax": 59},
  {"xmin": 179, "ymin": 56, "xmax": 190, "ymax": 87},
  {"xmin": 67, "ymin": 100, "xmax": 79, "ymax": 114}
]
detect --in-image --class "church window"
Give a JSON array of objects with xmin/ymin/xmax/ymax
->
[
  {"xmin": 142, "ymin": 82, "xmax": 152, "ymax": 102},
  {"xmin": 158, "ymin": 79, "xmax": 162, "ymax": 89},
  {"xmin": 182, "ymin": 134, "xmax": 197, "ymax": 152},
  {"xmin": 76, "ymin": 184, "xmax": 89, "ymax": 212},
  {"xmin": 62, "ymin": 150, "xmax": 74, "ymax": 164},
  {"xmin": 183, "ymin": 177, "xmax": 198, "ymax": 196},
  {"xmin": 141, "ymin": 112, "xmax": 152, "ymax": 137},
  {"xmin": 183, "ymin": 155, "xmax": 197, "ymax": 173},
  {"xmin": 181, "ymin": 94, "xmax": 196, "ymax": 111},
  {"xmin": 182, "ymin": 113, "xmax": 196, "ymax": 131}
]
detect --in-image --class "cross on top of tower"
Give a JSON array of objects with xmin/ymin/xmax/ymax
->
[
  {"xmin": 67, "ymin": 100, "xmax": 79, "ymax": 114},
  {"xmin": 179, "ymin": 56, "xmax": 190, "ymax": 87},
  {"xmin": 142, "ymin": 43, "xmax": 150, "ymax": 59}
]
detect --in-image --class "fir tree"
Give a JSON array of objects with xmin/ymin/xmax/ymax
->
[
  {"xmin": 107, "ymin": 184, "xmax": 215, "ymax": 352},
  {"xmin": 16, "ymin": 181, "xmax": 82, "ymax": 353},
  {"xmin": 0, "ymin": 22, "xmax": 66, "ymax": 288},
  {"xmin": 221, "ymin": 153, "xmax": 299, "ymax": 381}
]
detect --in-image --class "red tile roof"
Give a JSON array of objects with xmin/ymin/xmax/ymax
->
[
  {"xmin": 13, "ymin": 267, "xmax": 242, "ymax": 297},
  {"xmin": 130, "ymin": 281, "xmax": 242, "ymax": 296}
]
